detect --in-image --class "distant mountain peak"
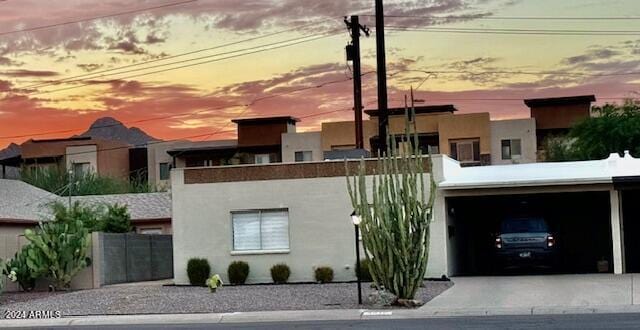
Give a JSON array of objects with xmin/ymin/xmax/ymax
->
[
  {"xmin": 80, "ymin": 117, "xmax": 160, "ymax": 146},
  {"xmin": 0, "ymin": 142, "xmax": 20, "ymax": 160}
]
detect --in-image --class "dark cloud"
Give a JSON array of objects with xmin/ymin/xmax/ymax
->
[
  {"xmin": 0, "ymin": 80, "xmax": 12, "ymax": 92},
  {"xmin": 0, "ymin": 56, "xmax": 22, "ymax": 66},
  {"xmin": 0, "ymin": 69, "xmax": 59, "ymax": 77},
  {"xmin": 563, "ymin": 48, "xmax": 622, "ymax": 65},
  {"xmin": 76, "ymin": 63, "xmax": 104, "ymax": 72}
]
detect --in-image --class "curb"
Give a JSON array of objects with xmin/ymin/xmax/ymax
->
[{"xmin": 2, "ymin": 305, "xmax": 640, "ymax": 328}]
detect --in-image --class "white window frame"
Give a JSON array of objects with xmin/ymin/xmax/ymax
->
[
  {"xmin": 139, "ymin": 228, "xmax": 163, "ymax": 235},
  {"xmin": 159, "ymin": 162, "xmax": 172, "ymax": 180},
  {"xmin": 501, "ymin": 139, "xmax": 522, "ymax": 160},
  {"xmin": 294, "ymin": 151, "xmax": 313, "ymax": 162},
  {"xmin": 72, "ymin": 162, "xmax": 91, "ymax": 177},
  {"xmin": 231, "ymin": 209, "xmax": 290, "ymax": 255},
  {"xmin": 451, "ymin": 139, "xmax": 480, "ymax": 164},
  {"xmin": 254, "ymin": 154, "xmax": 271, "ymax": 164}
]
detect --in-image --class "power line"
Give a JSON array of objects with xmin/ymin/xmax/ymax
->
[
  {"xmin": 399, "ymin": 96, "xmax": 633, "ymax": 102},
  {"xmin": 5, "ymin": 64, "xmax": 640, "ymax": 140},
  {"xmin": 390, "ymin": 69, "xmax": 640, "ymax": 78},
  {"xmin": 20, "ymin": 20, "xmax": 324, "ymax": 90},
  {"xmin": 0, "ymin": 0, "xmax": 198, "ymax": 38},
  {"xmin": 27, "ymin": 31, "xmax": 343, "ymax": 96},
  {"xmin": 384, "ymin": 26, "xmax": 640, "ymax": 36},
  {"xmin": 0, "ymin": 72, "xmax": 374, "ymax": 141},
  {"xmin": 362, "ymin": 14, "xmax": 640, "ymax": 21}
]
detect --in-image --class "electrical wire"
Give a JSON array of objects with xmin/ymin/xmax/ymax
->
[
  {"xmin": 0, "ymin": 71, "xmax": 373, "ymax": 141},
  {"xmin": 20, "ymin": 20, "xmax": 326, "ymax": 90},
  {"xmin": 0, "ymin": 0, "xmax": 198, "ymax": 38},
  {"xmin": 364, "ymin": 14, "xmax": 640, "ymax": 21},
  {"xmin": 28, "ymin": 31, "xmax": 343, "ymax": 96},
  {"xmin": 384, "ymin": 26, "xmax": 640, "ymax": 36}
]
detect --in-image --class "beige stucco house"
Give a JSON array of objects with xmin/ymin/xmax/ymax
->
[{"xmin": 171, "ymin": 152, "xmax": 640, "ymax": 285}]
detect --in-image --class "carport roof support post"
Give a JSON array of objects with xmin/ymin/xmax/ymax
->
[{"xmin": 610, "ymin": 190, "xmax": 625, "ymax": 274}]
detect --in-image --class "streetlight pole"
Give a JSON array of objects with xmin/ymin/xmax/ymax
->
[
  {"xmin": 351, "ymin": 211, "xmax": 363, "ymax": 304},
  {"xmin": 355, "ymin": 224, "xmax": 362, "ymax": 304}
]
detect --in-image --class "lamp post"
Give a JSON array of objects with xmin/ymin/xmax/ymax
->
[{"xmin": 351, "ymin": 211, "xmax": 363, "ymax": 304}]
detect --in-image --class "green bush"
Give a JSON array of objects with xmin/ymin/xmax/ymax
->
[
  {"xmin": 227, "ymin": 261, "xmax": 250, "ymax": 285},
  {"xmin": 314, "ymin": 266, "xmax": 334, "ymax": 283},
  {"xmin": 21, "ymin": 166, "xmax": 161, "ymax": 196},
  {"xmin": 356, "ymin": 259, "xmax": 373, "ymax": 282},
  {"xmin": 51, "ymin": 201, "xmax": 101, "ymax": 232},
  {"xmin": 187, "ymin": 258, "xmax": 211, "ymax": 286},
  {"xmin": 3, "ymin": 246, "xmax": 39, "ymax": 292},
  {"xmin": 100, "ymin": 203, "xmax": 132, "ymax": 233},
  {"xmin": 270, "ymin": 263, "xmax": 291, "ymax": 284}
]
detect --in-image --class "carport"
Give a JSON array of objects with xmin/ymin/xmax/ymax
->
[
  {"xmin": 445, "ymin": 190, "xmax": 613, "ymax": 276},
  {"xmin": 433, "ymin": 153, "xmax": 639, "ymax": 277},
  {"xmin": 613, "ymin": 176, "xmax": 640, "ymax": 273}
]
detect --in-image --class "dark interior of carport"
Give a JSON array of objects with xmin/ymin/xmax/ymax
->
[
  {"xmin": 447, "ymin": 191, "xmax": 613, "ymax": 276},
  {"xmin": 622, "ymin": 189, "xmax": 640, "ymax": 273}
]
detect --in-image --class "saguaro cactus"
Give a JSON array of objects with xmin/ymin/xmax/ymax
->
[{"xmin": 346, "ymin": 108, "xmax": 436, "ymax": 300}]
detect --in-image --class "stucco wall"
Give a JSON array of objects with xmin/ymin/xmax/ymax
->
[
  {"xmin": 321, "ymin": 120, "xmax": 377, "ymax": 151},
  {"xmin": 171, "ymin": 169, "xmax": 447, "ymax": 284},
  {"xmin": 437, "ymin": 113, "xmax": 491, "ymax": 157},
  {"xmin": 490, "ymin": 118, "xmax": 537, "ymax": 165},
  {"xmin": 531, "ymin": 103, "xmax": 590, "ymax": 130},
  {"xmin": 281, "ymin": 132, "xmax": 323, "ymax": 163},
  {"xmin": 66, "ymin": 145, "xmax": 98, "ymax": 173}
]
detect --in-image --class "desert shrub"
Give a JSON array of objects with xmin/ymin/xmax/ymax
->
[
  {"xmin": 187, "ymin": 258, "xmax": 211, "ymax": 286},
  {"xmin": 21, "ymin": 166, "xmax": 161, "ymax": 196},
  {"xmin": 99, "ymin": 203, "xmax": 132, "ymax": 233},
  {"xmin": 270, "ymin": 263, "xmax": 291, "ymax": 284},
  {"xmin": 3, "ymin": 246, "xmax": 40, "ymax": 292},
  {"xmin": 356, "ymin": 259, "xmax": 373, "ymax": 282},
  {"xmin": 314, "ymin": 266, "xmax": 334, "ymax": 283},
  {"xmin": 227, "ymin": 261, "xmax": 250, "ymax": 285},
  {"xmin": 25, "ymin": 219, "xmax": 91, "ymax": 290}
]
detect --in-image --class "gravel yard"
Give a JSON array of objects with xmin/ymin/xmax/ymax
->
[{"xmin": 0, "ymin": 280, "xmax": 452, "ymax": 317}]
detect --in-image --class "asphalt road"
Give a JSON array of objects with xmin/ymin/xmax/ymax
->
[{"xmin": 25, "ymin": 313, "xmax": 640, "ymax": 329}]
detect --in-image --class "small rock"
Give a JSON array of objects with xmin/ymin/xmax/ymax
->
[
  {"xmin": 396, "ymin": 298, "xmax": 424, "ymax": 308},
  {"xmin": 367, "ymin": 290, "xmax": 397, "ymax": 307}
]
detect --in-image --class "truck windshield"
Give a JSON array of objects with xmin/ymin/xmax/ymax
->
[{"xmin": 501, "ymin": 218, "xmax": 548, "ymax": 233}]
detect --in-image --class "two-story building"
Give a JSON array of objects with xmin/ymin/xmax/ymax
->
[{"xmin": 19, "ymin": 137, "xmax": 131, "ymax": 179}]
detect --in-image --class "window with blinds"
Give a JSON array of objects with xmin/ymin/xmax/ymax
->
[{"xmin": 232, "ymin": 209, "xmax": 290, "ymax": 251}]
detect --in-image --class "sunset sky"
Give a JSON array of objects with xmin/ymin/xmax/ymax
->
[{"xmin": 1, "ymin": 0, "xmax": 639, "ymax": 148}]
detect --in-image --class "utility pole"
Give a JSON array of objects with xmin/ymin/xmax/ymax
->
[
  {"xmin": 345, "ymin": 16, "xmax": 370, "ymax": 150},
  {"xmin": 375, "ymin": 0, "xmax": 389, "ymax": 155}
]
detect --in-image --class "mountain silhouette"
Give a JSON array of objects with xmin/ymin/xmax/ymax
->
[{"xmin": 79, "ymin": 117, "xmax": 159, "ymax": 146}]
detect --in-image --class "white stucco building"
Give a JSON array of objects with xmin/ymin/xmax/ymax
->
[{"xmin": 171, "ymin": 152, "xmax": 640, "ymax": 284}]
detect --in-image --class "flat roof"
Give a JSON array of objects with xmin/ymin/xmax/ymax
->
[
  {"xmin": 30, "ymin": 136, "xmax": 92, "ymax": 143},
  {"xmin": 365, "ymin": 105, "xmax": 457, "ymax": 117},
  {"xmin": 524, "ymin": 95, "xmax": 596, "ymax": 108},
  {"xmin": 231, "ymin": 116, "xmax": 299, "ymax": 125},
  {"xmin": 438, "ymin": 152, "xmax": 640, "ymax": 190}
]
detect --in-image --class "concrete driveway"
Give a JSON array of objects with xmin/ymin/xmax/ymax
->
[{"xmin": 425, "ymin": 274, "xmax": 640, "ymax": 309}]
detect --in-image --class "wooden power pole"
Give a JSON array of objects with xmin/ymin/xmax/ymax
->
[
  {"xmin": 345, "ymin": 16, "xmax": 369, "ymax": 150},
  {"xmin": 375, "ymin": 0, "xmax": 388, "ymax": 155}
]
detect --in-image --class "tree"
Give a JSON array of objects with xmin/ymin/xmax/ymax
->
[
  {"xmin": 51, "ymin": 201, "xmax": 101, "ymax": 232},
  {"xmin": 545, "ymin": 99, "xmax": 640, "ymax": 161},
  {"xmin": 346, "ymin": 109, "xmax": 436, "ymax": 300},
  {"xmin": 50, "ymin": 201, "xmax": 132, "ymax": 233},
  {"xmin": 100, "ymin": 203, "xmax": 132, "ymax": 233}
]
